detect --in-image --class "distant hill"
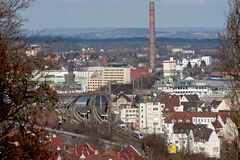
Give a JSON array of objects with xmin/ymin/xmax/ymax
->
[{"xmin": 27, "ymin": 27, "xmax": 222, "ymax": 40}]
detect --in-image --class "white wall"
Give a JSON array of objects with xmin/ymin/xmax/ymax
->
[{"xmin": 138, "ymin": 102, "xmax": 164, "ymax": 134}]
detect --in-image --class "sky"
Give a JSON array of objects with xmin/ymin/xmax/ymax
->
[{"xmin": 22, "ymin": 0, "xmax": 229, "ymax": 30}]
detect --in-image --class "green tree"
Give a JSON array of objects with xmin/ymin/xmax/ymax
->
[
  {"xmin": 200, "ymin": 60, "xmax": 206, "ymax": 68},
  {"xmin": 194, "ymin": 63, "xmax": 198, "ymax": 68},
  {"xmin": 187, "ymin": 61, "xmax": 192, "ymax": 69}
]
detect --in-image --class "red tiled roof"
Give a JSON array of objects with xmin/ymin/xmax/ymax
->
[
  {"xmin": 74, "ymin": 142, "xmax": 96, "ymax": 158},
  {"xmin": 219, "ymin": 112, "xmax": 231, "ymax": 124},
  {"xmin": 194, "ymin": 128, "xmax": 213, "ymax": 142},
  {"xmin": 131, "ymin": 67, "xmax": 150, "ymax": 81},
  {"xmin": 159, "ymin": 95, "xmax": 180, "ymax": 112},
  {"xmin": 164, "ymin": 112, "xmax": 219, "ymax": 123},
  {"xmin": 210, "ymin": 72, "xmax": 224, "ymax": 76},
  {"xmin": 46, "ymin": 137, "xmax": 64, "ymax": 151},
  {"xmin": 209, "ymin": 100, "xmax": 222, "ymax": 109},
  {"xmin": 212, "ymin": 120, "xmax": 223, "ymax": 129},
  {"xmin": 182, "ymin": 94, "xmax": 200, "ymax": 102},
  {"xmin": 100, "ymin": 150, "xmax": 120, "ymax": 158},
  {"xmin": 120, "ymin": 145, "xmax": 144, "ymax": 160}
]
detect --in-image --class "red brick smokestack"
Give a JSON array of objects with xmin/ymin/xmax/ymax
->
[{"xmin": 149, "ymin": 0, "xmax": 156, "ymax": 71}]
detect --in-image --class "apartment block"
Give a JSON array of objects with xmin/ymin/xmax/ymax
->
[{"xmin": 136, "ymin": 100, "xmax": 164, "ymax": 134}]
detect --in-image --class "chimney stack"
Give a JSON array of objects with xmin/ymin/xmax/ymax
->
[{"xmin": 149, "ymin": 0, "xmax": 156, "ymax": 71}]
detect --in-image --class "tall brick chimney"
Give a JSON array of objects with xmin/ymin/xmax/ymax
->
[{"xmin": 149, "ymin": 0, "xmax": 156, "ymax": 71}]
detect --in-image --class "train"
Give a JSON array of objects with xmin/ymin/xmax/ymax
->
[{"xmin": 132, "ymin": 130, "xmax": 144, "ymax": 139}]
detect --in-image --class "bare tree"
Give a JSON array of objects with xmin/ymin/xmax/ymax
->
[
  {"xmin": 0, "ymin": 0, "xmax": 57, "ymax": 159},
  {"xmin": 143, "ymin": 134, "xmax": 169, "ymax": 160},
  {"xmin": 219, "ymin": 0, "xmax": 240, "ymax": 159}
]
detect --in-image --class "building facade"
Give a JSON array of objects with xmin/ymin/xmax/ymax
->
[
  {"xmin": 163, "ymin": 57, "xmax": 177, "ymax": 78},
  {"xmin": 156, "ymin": 77, "xmax": 212, "ymax": 97},
  {"xmin": 136, "ymin": 100, "xmax": 164, "ymax": 134}
]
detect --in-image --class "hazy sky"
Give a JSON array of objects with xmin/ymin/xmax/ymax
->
[{"xmin": 22, "ymin": 0, "xmax": 228, "ymax": 29}]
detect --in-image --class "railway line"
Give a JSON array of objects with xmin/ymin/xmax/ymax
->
[{"xmin": 66, "ymin": 91, "xmax": 142, "ymax": 147}]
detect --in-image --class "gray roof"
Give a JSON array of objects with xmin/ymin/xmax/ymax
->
[
  {"xmin": 112, "ymin": 94, "xmax": 132, "ymax": 102},
  {"xmin": 75, "ymin": 96, "xmax": 89, "ymax": 107},
  {"xmin": 111, "ymin": 84, "xmax": 133, "ymax": 95}
]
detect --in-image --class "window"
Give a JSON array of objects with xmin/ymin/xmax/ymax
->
[
  {"xmin": 175, "ymin": 141, "xmax": 178, "ymax": 144},
  {"xmin": 153, "ymin": 108, "xmax": 158, "ymax": 111}
]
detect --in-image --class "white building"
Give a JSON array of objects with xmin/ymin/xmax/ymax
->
[
  {"xmin": 163, "ymin": 57, "xmax": 177, "ymax": 78},
  {"xmin": 166, "ymin": 121, "xmax": 221, "ymax": 158},
  {"xmin": 209, "ymin": 99, "xmax": 231, "ymax": 112},
  {"xmin": 181, "ymin": 50, "xmax": 195, "ymax": 55},
  {"xmin": 120, "ymin": 106, "xmax": 137, "ymax": 124},
  {"xmin": 201, "ymin": 56, "xmax": 212, "ymax": 66},
  {"xmin": 182, "ymin": 58, "xmax": 201, "ymax": 68},
  {"xmin": 192, "ymin": 128, "xmax": 220, "ymax": 158},
  {"xmin": 181, "ymin": 56, "xmax": 212, "ymax": 68},
  {"xmin": 172, "ymin": 48, "xmax": 183, "ymax": 54},
  {"xmin": 136, "ymin": 99, "xmax": 164, "ymax": 134},
  {"xmin": 26, "ymin": 44, "xmax": 40, "ymax": 57},
  {"xmin": 156, "ymin": 77, "xmax": 212, "ymax": 97}
]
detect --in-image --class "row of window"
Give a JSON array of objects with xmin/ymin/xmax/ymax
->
[
  {"xmin": 126, "ymin": 110, "xmax": 136, "ymax": 113},
  {"xmin": 174, "ymin": 91, "xmax": 207, "ymax": 94},
  {"xmin": 104, "ymin": 69, "xmax": 124, "ymax": 71},
  {"xmin": 174, "ymin": 86, "xmax": 207, "ymax": 90},
  {"xmin": 172, "ymin": 119, "xmax": 191, "ymax": 123},
  {"xmin": 193, "ymin": 118, "xmax": 214, "ymax": 123},
  {"xmin": 126, "ymin": 114, "xmax": 135, "ymax": 117}
]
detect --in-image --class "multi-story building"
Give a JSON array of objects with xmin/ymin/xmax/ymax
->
[
  {"xmin": 37, "ymin": 65, "xmax": 132, "ymax": 92},
  {"xmin": 87, "ymin": 77, "xmax": 103, "ymax": 92},
  {"xmin": 136, "ymin": 96, "xmax": 164, "ymax": 134},
  {"xmin": 164, "ymin": 112, "xmax": 233, "ymax": 159},
  {"xmin": 201, "ymin": 56, "xmax": 212, "ymax": 66},
  {"xmin": 87, "ymin": 65, "xmax": 132, "ymax": 92},
  {"xmin": 120, "ymin": 105, "xmax": 137, "ymax": 124},
  {"xmin": 156, "ymin": 77, "xmax": 212, "ymax": 97},
  {"xmin": 103, "ymin": 66, "xmax": 131, "ymax": 85},
  {"xmin": 181, "ymin": 56, "xmax": 212, "ymax": 68},
  {"xmin": 163, "ymin": 57, "xmax": 177, "ymax": 78},
  {"xmin": 167, "ymin": 123, "xmax": 221, "ymax": 159}
]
